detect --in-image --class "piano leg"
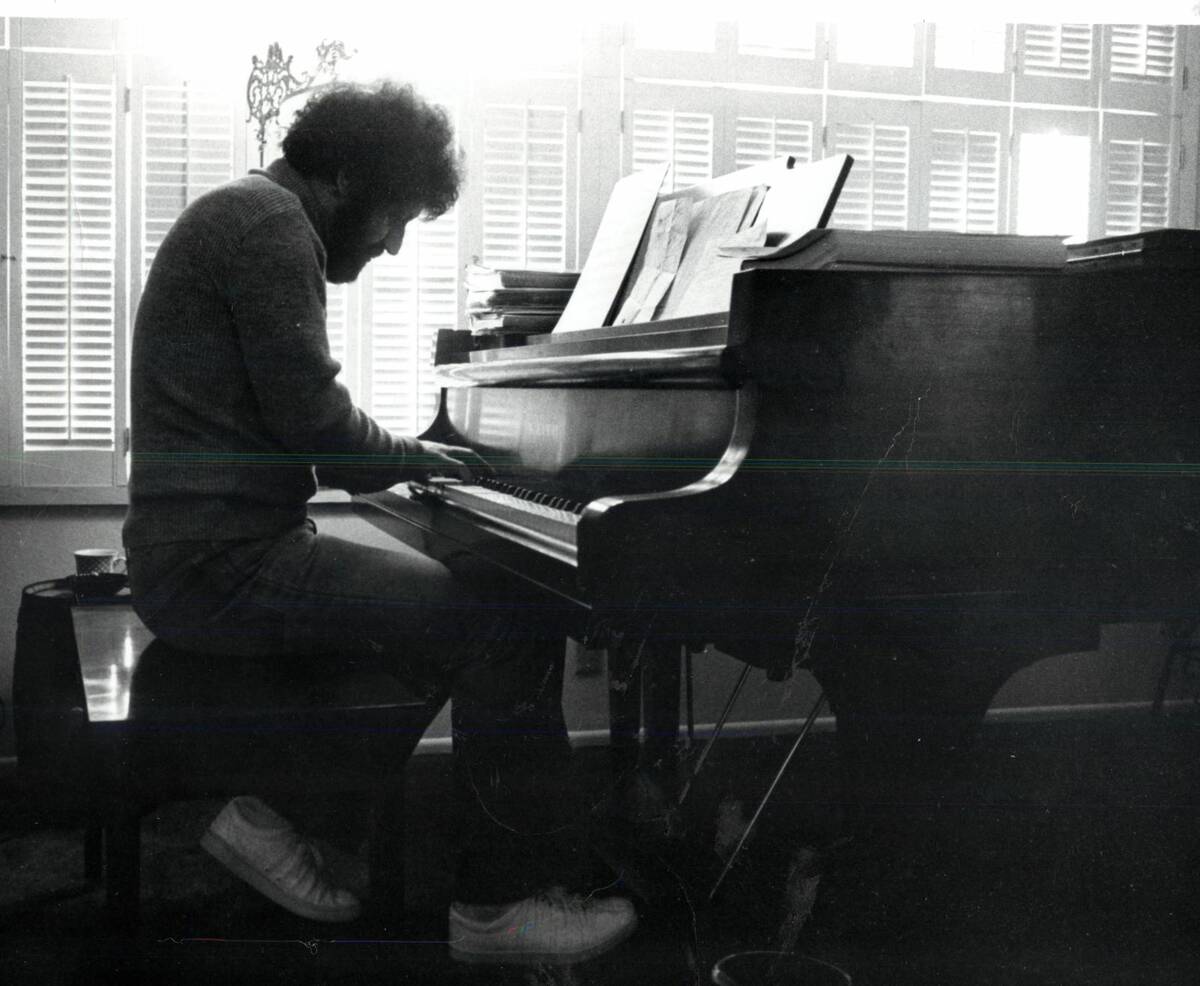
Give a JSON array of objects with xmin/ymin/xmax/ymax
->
[
  {"xmin": 642, "ymin": 641, "xmax": 682, "ymax": 780},
  {"xmin": 606, "ymin": 636, "xmax": 682, "ymax": 825},
  {"xmin": 606, "ymin": 634, "xmax": 642, "ymax": 781}
]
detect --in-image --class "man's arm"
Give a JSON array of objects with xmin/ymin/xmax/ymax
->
[
  {"xmin": 316, "ymin": 441, "xmax": 477, "ymax": 493},
  {"xmin": 226, "ymin": 209, "xmax": 426, "ymax": 488}
]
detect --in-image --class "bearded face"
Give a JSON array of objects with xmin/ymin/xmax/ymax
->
[
  {"xmin": 324, "ymin": 194, "xmax": 387, "ymax": 284},
  {"xmin": 323, "ymin": 191, "xmax": 413, "ymax": 284}
]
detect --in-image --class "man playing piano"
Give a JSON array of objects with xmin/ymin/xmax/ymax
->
[{"xmin": 121, "ymin": 80, "xmax": 635, "ymax": 964}]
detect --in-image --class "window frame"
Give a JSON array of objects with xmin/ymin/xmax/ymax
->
[
  {"xmin": 827, "ymin": 20, "xmax": 924, "ymax": 96},
  {"xmin": 1101, "ymin": 24, "xmax": 1180, "ymax": 114},
  {"xmin": 729, "ymin": 89, "xmax": 823, "ymax": 170},
  {"xmin": 924, "ymin": 23, "xmax": 1013, "ymax": 101},
  {"xmin": 729, "ymin": 20, "xmax": 826, "ymax": 89},
  {"xmin": 825, "ymin": 95, "xmax": 922, "ymax": 231},
  {"xmin": 919, "ymin": 101, "xmax": 1011, "ymax": 234},
  {"xmin": 622, "ymin": 19, "xmax": 730, "ymax": 83},
  {"xmin": 1010, "ymin": 106, "xmax": 1099, "ymax": 238},
  {"xmin": 1014, "ymin": 23, "xmax": 1102, "ymax": 107},
  {"xmin": 7, "ymin": 19, "xmax": 130, "ymax": 491},
  {"xmin": 1101, "ymin": 110, "xmax": 1175, "ymax": 236},
  {"xmin": 461, "ymin": 75, "xmax": 581, "ymax": 273},
  {"xmin": 621, "ymin": 80, "xmax": 726, "ymax": 188}
]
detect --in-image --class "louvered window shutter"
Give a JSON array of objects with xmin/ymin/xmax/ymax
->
[
  {"xmin": 631, "ymin": 110, "xmax": 713, "ymax": 191},
  {"xmin": 1105, "ymin": 139, "xmax": 1171, "ymax": 235},
  {"xmin": 735, "ymin": 117, "xmax": 814, "ymax": 169},
  {"xmin": 928, "ymin": 129, "xmax": 1001, "ymax": 233},
  {"xmin": 482, "ymin": 103, "xmax": 568, "ymax": 271},
  {"xmin": 1021, "ymin": 24, "xmax": 1093, "ymax": 79},
  {"xmin": 140, "ymin": 83, "xmax": 235, "ymax": 277},
  {"xmin": 367, "ymin": 212, "xmax": 459, "ymax": 436},
  {"xmin": 324, "ymin": 282, "xmax": 352, "ymax": 374},
  {"xmin": 829, "ymin": 123, "xmax": 910, "ymax": 229},
  {"xmin": 1109, "ymin": 25, "xmax": 1175, "ymax": 80},
  {"xmin": 22, "ymin": 77, "xmax": 117, "ymax": 450}
]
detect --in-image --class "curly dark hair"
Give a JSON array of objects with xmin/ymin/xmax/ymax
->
[{"xmin": 282, "ymin": 81, "xmax": 462, "ymax": 218}]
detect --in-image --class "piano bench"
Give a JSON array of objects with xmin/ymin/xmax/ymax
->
[{"xmin": 12, "ymin": 578, "xmax": 447, "ymax": 934}]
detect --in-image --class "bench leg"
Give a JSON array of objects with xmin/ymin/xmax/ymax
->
[{"xmin": 104, "ymin": 810, "xmax": 141, "ymax": 934}]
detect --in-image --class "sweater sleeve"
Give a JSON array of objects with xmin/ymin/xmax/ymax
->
[{"xmin": 226, "ymin": 209, "xmax": 424, "ymax": 484}]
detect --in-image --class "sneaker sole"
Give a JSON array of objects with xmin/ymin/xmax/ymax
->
[
  {"xmin": 449, "ymin": 912, "xmax": 637, "ymax": 966},
  {"xmin": 200, "ymin": 830, "xmax": 361, "ymax": 923}
]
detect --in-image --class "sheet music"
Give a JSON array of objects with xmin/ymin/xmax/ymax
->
[
  {"xmin": 658, "ymin": 185, "xmax": 766, "ymax": 320},
  {"xmin": 554, "ymin": 162, "xmax": 669, "ymax": 333},
  {"xmin": 613, "ymin": 196, "xmax": 692, "ymax": 325}
]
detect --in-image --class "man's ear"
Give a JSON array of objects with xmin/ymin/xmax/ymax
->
[{"xmin": 334, "ymin": 169, "xmax": 352, "ymax": 201}]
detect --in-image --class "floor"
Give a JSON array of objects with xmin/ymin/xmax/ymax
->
[{"xmin": 2, "ymin": 708, "xmax": 1199, "ymax": 986}]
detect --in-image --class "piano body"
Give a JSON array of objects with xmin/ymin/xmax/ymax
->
[{"xmin": 354, "ymin": 252, "xmax": 1200, "ymax": 803}]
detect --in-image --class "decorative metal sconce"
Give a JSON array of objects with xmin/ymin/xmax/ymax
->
[{"xmin": 246, "ymin": 40, "xmax": 354, "ymax": 166}]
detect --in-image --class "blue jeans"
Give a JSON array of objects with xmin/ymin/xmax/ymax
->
[{"xmin": 125, "ymin": 518, "xmax": 589, "ymax": 904}]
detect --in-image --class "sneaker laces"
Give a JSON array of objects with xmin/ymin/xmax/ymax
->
[
  {"xmin": 271, "ymin": 834, "xmax": 336, "ymax": 898},
  {"xmin": 533, "ymin": 886, "xmax": 588, "ymax": 912}
]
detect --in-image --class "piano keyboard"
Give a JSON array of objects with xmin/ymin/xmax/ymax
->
[{"xmin": 408, "ymin": 476, "xmax": 583, "ymax": 552}]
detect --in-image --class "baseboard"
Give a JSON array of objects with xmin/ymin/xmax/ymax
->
[
  {"xmin": 3, "ymin": 701, "xmax": 1187, "ymax": 767},
  {"xmin": 411, "ymin": 698, "xmax": 1191, "ymax": 756}
]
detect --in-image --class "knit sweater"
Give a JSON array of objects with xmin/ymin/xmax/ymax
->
[{"xmin": 122, "ymin": 159, "xmax": 423, "ymax": 548}]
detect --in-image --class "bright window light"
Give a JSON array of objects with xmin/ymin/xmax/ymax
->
[
  {"xmin": 934, "ymin": 24, "xmax": 1007, "ymax": 73},
  {"xmin": 738, "ymin": 21, "xmax": 818, "ymax": 59},
  {"xmin": 633, "ymin": 18, "xmax": 717, "ymax": 52},
  {"xmin": 835, "ymin": 22, "xmax": 914, "ymax": 68},
  {"xmin": 140, "ymin": 12, "xmax": 586, "ymax": 86},
  {"xmin": 1017, "ymin": 133, "xmax": 1090, "ymax": 241}
]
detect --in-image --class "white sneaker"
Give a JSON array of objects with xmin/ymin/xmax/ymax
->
[
  {"xmin": 200, "ymin": 796, "xmax": 362, "ymax": 923},
  {"xmin": 448, "ymin": 887, "xmax": 637, "ymax": 965}
]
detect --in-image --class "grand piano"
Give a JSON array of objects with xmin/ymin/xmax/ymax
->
[{"xmin": 354, "ymin": 237, "xmax": 1200, "ymax": 810}]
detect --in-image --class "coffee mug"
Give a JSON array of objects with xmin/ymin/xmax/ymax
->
[{"xmin": 74, "ymin": 548, "xmax": 126, "ymax": 577}]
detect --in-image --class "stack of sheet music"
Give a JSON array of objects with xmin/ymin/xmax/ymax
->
[{"xmin": 465, "ymin": 264, "xmax": 580, "ymax": 336}]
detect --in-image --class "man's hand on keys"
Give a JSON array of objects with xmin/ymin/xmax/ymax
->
[{"xmin": 415, "ymin": 441, "xmax": 489, "ymax": 483}]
